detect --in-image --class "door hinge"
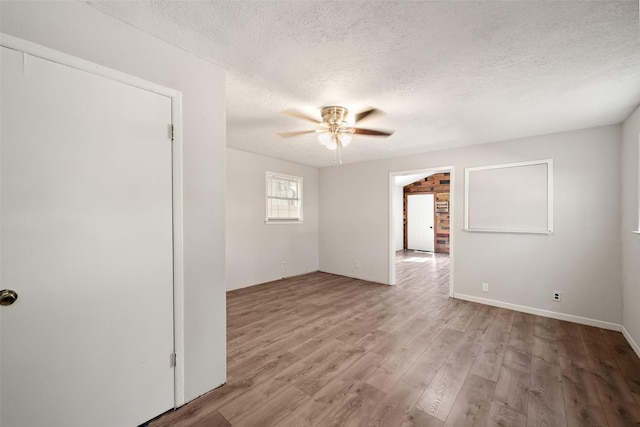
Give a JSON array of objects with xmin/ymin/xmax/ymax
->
[
  {"xmin": 170, "ymin": 352, "xmax": 177, "ymax": 368},
  {"xmin": 168, "ymin": 124, "xmax": 174, "ymax": 141}
]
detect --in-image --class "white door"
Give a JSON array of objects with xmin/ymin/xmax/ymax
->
[
  {"xmin": 407, "ymin": 194, "xmax": 435, "ymax": 252},
  {"xmin": 1, "ymin": 47, "xmax": 175, "ymax": 426}
]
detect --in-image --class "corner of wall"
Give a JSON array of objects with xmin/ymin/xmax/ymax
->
[{"xmin": 621, "ymin": 103, "xmax": 640, "ymax": 358}]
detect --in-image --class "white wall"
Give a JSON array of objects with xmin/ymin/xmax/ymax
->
[
  {"xmin": 622, "ymin": 105, "xmax": 640, "ymax": 355},
  {"xmin": 226, "ymin": 149, "xmax": 319, "ymax": 291},
  {"xmin": 394, "ymin": 185, "xmax": 404, "ymax": 251},
  {"xmin": 320, "ymin": 126, "xmax": 623, "ymax": 326},
  {"xmin": 0, "ymin": 1, "xmax": 226, "ymax": 403},
  {"xmin": 320, "ymin": 161, "xmax": 392, "ymax": 283}
]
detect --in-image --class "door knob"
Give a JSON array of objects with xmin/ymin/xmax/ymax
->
[{"xmin": 0, "ymin": 289, "xmax": 18, "ymax": 306}]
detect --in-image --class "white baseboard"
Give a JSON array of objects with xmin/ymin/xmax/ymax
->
[
  {"xmin": 453, "ymin": 293, "xmax": 621, "ymax": 331},
  {"xmin": 622, "ymin": 326, "xmax": 640, "ymax": 358}
]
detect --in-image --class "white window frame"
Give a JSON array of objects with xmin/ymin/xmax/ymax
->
[{"xmin": 265, "ymin": 172, "xmax": 303, "ymax": 224}]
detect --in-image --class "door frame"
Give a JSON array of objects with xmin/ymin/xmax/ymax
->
[
  {"xmin": 0, "ymin": 34, "xmax": 186, "ymax": 407},
  {"xmin": 389, "ymin": 166, "xmax": 454, "ymax": 297},
  {"xmin": 406, "ymin": 193, "xmax": 436, "ymax": 252}
]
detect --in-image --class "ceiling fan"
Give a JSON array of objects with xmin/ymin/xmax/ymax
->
[{"xmin": 277, "ymin": 106, "xmax": 394, "ymax": 164}]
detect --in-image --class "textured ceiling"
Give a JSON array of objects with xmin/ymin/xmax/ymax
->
[{"xmin": 89, "ymin": 1, "xmax": 640, "ymax": 167}]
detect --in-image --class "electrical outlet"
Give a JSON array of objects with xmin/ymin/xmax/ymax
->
[
  {"xmin": 355, "ymin": 261, "xmax": 360, "ymax": 269},
  {"xmin": 482, "ymin": 282, "xmax": 489, "ymax": 293},
  {"xmin": 553, "ymin": 291, "xmax": 561, "ymax": 302},
  {"xmin": 282, "ymin": 261, "xmax": 286, "ymax": 270}
]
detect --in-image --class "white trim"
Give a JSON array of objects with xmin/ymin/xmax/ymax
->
[
  {"xmin": 1, "ymin": 33, "xmax": 186, "ymax": 408},
  {"xmin": 171, "ymin": 97, "xmax": 186, "ymax": 407},
  {"xmin": 0, "ymin": 33, "xmax": 180, "ymax": 98},
  {"xmin": 462, "ymin": 229, "xmax": 553, "ymax": 235},
  {"xmin": 388, "ymin": 174, "xmax": 396, "ymax": 286},
  {"xmin": 454, "ymin": 293, "xmax": 621, "ymax": 331},
  {"xmin": 388, "ymin": 166, "xmax": 455, "ymax": 298},
  {"xmin": 464, "ymin": 159, "xmax": 554, "ymax": 234},
  {"xmin": 622, "ymin": 325, "xmax": 640, "ymax": 359},
  {"xmin": 637, "ymin": 134, "xmax": 640, "ymax": 232}
]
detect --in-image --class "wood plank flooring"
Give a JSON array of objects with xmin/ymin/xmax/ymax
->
[{"xmin": 149, "ymin": 251, "xmax": 640, "ymax": 426}]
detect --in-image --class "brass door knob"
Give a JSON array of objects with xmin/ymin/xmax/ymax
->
[{"xmin": 0, "ymin": 289, "xmax": 18, "ymax": 306}]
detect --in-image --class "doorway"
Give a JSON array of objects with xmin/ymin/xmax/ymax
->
[{"xmin": 389, "ymin": 167, "xmax": 454, "ymax": 296}]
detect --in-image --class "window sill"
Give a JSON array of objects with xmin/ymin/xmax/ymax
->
[
  {"xmin": 265, "ymin": 220, "xmax": 304, "ymax": 225},
  {"xmin": 633, "ymin": 231, "xmax": 640, "ymax": 235}
]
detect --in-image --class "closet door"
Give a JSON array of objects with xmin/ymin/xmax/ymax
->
[
  {"xmin": 407, "ymin": 194, "xmax": 435, "ymax": 252},
  {"xmin": 1, "ymin": 46, "xmax": 175, "ymax": 426}
]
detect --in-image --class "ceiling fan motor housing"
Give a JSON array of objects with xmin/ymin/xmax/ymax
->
[{"xmin": 321, "ymin": 106, "xmax": 349, "ymax": 126}]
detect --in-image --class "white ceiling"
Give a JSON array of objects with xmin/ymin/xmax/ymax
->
[
  {"xmin": 395, "ymin": 173, "xmax": 435, "ymax": 188},
  {"xmin": 89, "ymin": 1, "xmax": 640, "ymax": 168}
]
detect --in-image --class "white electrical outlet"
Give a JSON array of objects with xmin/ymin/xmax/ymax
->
[
  {"xmin": 553, "ymin": 291, "xmax": 562, "ymax": 302},
  {"xmin": 355, "ymin": 261, "xmax": 360, "ymax": 269},
  {"xmin": 282, "ymin": 261, "xmax": 286, "ymax": 270},
  {"xmin": 482, "ymin": 282, "xmax": 489, "ymax": 293}
]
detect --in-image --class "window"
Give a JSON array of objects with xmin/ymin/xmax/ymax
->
[{"xmin": 266, "ymin": 172, "xmax": 303, "ymax": 223}]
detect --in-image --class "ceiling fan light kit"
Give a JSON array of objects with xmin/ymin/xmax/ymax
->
[
  {"xmin": 278, "ymin": 105, "xmax": 393, "ymax": 165},
  {"xmin": 318, "ymin": 132, "xmax": 352, "ymax": 149}
]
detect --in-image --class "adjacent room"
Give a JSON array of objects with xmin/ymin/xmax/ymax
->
[{"xmin": 1, "ymin": 1, "xmax": 639, "ymax": 426}]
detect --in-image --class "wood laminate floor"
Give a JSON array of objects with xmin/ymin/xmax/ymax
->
[{"xmin": 150, "ymin": 251, "xmax": 640, "ymax": 426}]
